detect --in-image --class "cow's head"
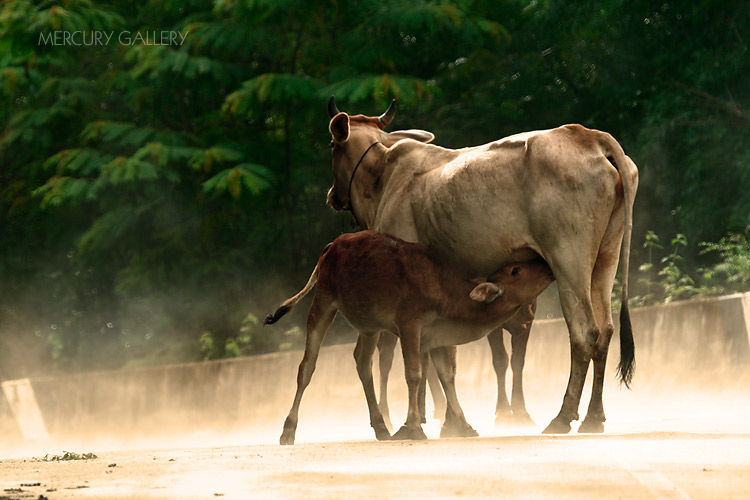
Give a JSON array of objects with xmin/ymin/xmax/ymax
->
[{"xmin": 325, "ymin": 96, "xmax": 434, "ymax": 219}]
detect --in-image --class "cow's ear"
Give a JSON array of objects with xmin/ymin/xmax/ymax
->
[
  {"xmin": 329, "ymin": 113, "xmax": 350, "ymax": 143},
  {"xmin": 469, "ymin": 283, "xmax": 504, "ymax": 303},
  {"xmin": 384, "ymin": 129, "xmax": 434, "ymax": 146}
]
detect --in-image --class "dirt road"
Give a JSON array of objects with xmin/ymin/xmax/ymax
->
[{"xmin": 1, "ymin": 429, "xmax": 749, "ymax": 500}]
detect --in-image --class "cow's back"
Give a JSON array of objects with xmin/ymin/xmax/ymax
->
[{"xmin": 373, "ymin": 125, "xmax": 621, "ymax": 278}]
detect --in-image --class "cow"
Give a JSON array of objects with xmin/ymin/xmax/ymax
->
[
  {"xmin": 264, "ymin": 230, "xmax": 554, "ymax": 445},
  {"xmin": 325, "ymin": 97, "xmax": 638, "ymax": 435}
]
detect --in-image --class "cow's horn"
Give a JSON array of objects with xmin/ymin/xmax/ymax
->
[
  {"xmin": 328, "ymin": 96, "xmax": 341, "ymax": 118},
  {"xmin": 378, "ymin": 99, "xmax": 396, "ymax": 128}
]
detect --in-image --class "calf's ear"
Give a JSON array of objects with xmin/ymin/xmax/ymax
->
[
  {"xmin": 329, "ymin": 113, "xmax": 350, "ymax": 143},
  {"xmin": 469, "ymin": 283, "xmax": 504, "ymax": 303}
]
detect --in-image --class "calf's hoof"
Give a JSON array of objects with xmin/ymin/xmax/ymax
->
[
  {"xmin": 578, "ymin": 417, "xmax": 605, "ymax": 434},
  {"xmin": 279, "ymin": 432, "xmax": 295, "ymax": 446},
  {"xmin": 392, "ymin": 425, "xmax": 427, "ymax": 441},
  {"xmin": 542, "ymin": 417, "xmax": 572, "ymax": 435},
  {"xmin": 440, "ymin": 421, "xmax": 479, "ymax": 438}
]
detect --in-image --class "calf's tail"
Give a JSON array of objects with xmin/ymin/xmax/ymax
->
[
  {"xmin": 263, "ymin": 243, "xmax": 332, "ymax": 325},
  {"xmin": 263, "ymin": 264, "xmax": 319, "ymax": 325},
  {"xmin": 604, "ymin": 137, "xmax": 639, "ymax": 388}
]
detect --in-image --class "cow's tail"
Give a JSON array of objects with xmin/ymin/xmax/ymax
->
[
  {"xmin": 263, "ymin": 244, "xmax": 332, "ymax": 325},
  {"xmin": 604, "ymin": 136, "xmax": 639, "ymax": 389}
]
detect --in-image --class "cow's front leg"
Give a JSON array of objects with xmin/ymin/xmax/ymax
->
[
  {"xmin": 392, "ymin": 324, "xmax": 427, "ymax": 440},
  {"xmin": 430, "ymin": 346, "xmax": 478, "ymax": 438}
]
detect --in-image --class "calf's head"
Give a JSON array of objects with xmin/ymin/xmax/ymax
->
[{"xmin": 470, "ymin": 260, "xmax": 554, "ymax": 305}]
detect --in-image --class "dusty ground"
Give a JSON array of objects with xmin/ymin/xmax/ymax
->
[
  {"xmin": 2, "ymin": 352, "xmax": 749, "ymax": 499},
  {"xmin": 1, "ymin": 429, "xmax": 749, "ymax": 499}
]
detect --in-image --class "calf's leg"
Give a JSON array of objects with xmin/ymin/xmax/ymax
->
[
  {"xmin": 507, "ymin": 318, "xmax": 535, "ymax": 424},
  {"xmin": 487, "ymin": 328, "xmax": 511, "ymax": 422},
  {"xmin": 426, "ymin": 357, "xmax": 446, "ymax": 422},
  {"xmin": 417, "ymin": 352, "xmax": 428, "ymax": 424},
  {"xmin": 391, "ymin": 323, "xmax": 427, "ymax": 440},
  {"xmin": 377, "ymin": 333, "xmax": 397, "ymax": 432},
  {"xmin": 279, "ymin": 297, "xmax": 336, "ymax": 445},
  {"xmin": 354, "ymin": 333, "xmax": 391, "ymax": 441}
]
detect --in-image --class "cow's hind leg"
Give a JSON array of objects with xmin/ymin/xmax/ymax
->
[
  {"xmin": 542, "ymin": 271, "xmax": 599, "ymax": 435},
  {"xmin": 377, "ymin": 333, "xmax": 397, "ymax": 432},
  {"xmin": 280, "ymin": 298, "xmax": 336, "ymax": 445},
  {"xmin": 354, "ymin": 333, "xmax": 391, "ymax": 441},
  {"xmin": 431, "ymin": 346, "xmax": 479, "ymax": 438},
  {"xmin": 579, "ymin": 248, "xmax": 620, "ymax": 433}
]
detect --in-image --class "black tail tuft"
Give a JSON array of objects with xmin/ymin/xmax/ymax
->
[
  {"xmin": 617, "ymin": 301, "xmax": 636, "ymax": 389},
  {"xmin": 263, "ymin": 304, "xmax": 291, "ymax": 325}
]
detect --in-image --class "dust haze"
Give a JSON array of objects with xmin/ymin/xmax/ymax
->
[{"xmin": 2, "ymin": 285, "xmax": 748, "ymax": 462}]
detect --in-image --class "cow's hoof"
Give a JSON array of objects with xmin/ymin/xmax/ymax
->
[
  {"xmin": 578, "ymin": 418, "xmax": 605, "ymax": 434},
  {"xmin": 279, "ymin": 432, "xmax": 295, "ymax": 446},
  {"xmin": 382, "ymin": 416, "xmax": 393, "ymax": 433},
  {"xmin": 542, "ymin": 417, "xmax": 571, "ymax": 434},
  {"xmin": 440, "ymin": 421, "xmax": 479, "ymax": 438},
  {"xmin": 497, "ymin": 410, "xmax": 535, "ymax": 427},
  {"xmin": 392, "ymin": 425, "xmax": 427, "ymax": 440},
  {"xmin": 512, "ymin": 410, "xmax": 536, "ymax": 426},
  {"xmin": 494, "ymin": 408, "xmax": 512, "ymax": 425}
]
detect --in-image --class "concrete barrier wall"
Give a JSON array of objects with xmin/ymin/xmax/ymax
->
[{"xmin": 1, "ymin": 292, "xmax": 749, "ymax": 444}]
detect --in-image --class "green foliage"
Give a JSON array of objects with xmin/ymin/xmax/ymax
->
[
  {"xmin": 699, "ymin": 227, "xmax": 750, "ymax": 295},
  {"xmin": 201, "ymin": 164, "xmax": 272, "ymax": 198},
  {"xmin": 1, "ymin": 0, "xmax": 749, "ymax": 375},
  {"xmin": 200, "ymin": 314, "xmax": 303, "ymax": 360},
  {"xmin": 655, "ymin": 234, "xmax": 701, "ymax": 303},
  {"xmin": 630, "ymin": 229, "xmax": 750, "ymax": 306},
  {"xmin": 632, "ymin": 232, "xmax": 700, "ymax": 305}
]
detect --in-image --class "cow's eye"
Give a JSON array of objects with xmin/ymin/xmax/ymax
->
[{"xmin": 511, "ymin": 266, "xmax": 520, "ymax": 276}]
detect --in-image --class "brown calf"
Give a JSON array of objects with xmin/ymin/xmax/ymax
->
[{"xmin": 264, "ymin": 230, "xmax": 553, "ymax": 444}]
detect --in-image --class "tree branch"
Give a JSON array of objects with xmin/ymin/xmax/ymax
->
[{"xmin": 671, "ymin": 81, "xmax": 750, "ymax": 121}]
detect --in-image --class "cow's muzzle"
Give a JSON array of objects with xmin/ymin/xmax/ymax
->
[{"xmin": 326, "ymin": 186, "xmax": 345, "ymax": 211}]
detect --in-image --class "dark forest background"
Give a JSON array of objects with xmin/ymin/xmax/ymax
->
[{"xmin": 1, "ymin": 0, "xmax": 749, "ymax": 378}]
